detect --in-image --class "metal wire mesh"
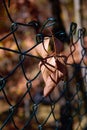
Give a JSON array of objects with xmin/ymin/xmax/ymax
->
[{"xmin": 0, "ymin": 0, "xmax": 87, "ymax": 130}]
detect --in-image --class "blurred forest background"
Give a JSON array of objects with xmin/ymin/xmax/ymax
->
[{"xmin": 0, "ymin": 0, "xmax": 87, "ymax": 130}]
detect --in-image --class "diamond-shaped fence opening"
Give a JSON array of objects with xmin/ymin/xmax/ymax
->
[{"xmin": 0, "ymin": 0, "xmax": 87, "ymax": 130}]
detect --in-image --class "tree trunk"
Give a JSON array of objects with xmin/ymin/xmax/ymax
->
[{"xmin": 49, "ymin": 0, "xmax": 69, "ymax": 43}]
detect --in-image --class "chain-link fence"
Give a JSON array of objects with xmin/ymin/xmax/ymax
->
[{"xmin": 0, "ymin": 0, "xmax": 87, "ymax": 130}]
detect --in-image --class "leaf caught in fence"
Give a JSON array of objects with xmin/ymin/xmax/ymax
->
[{"xmin": 37, "ymin": 36, "xmax": 67, "ymax": 97}]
